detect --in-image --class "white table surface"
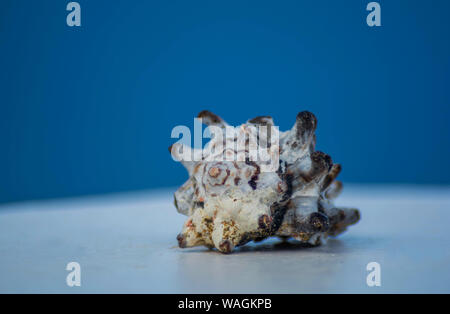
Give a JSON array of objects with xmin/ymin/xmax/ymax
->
[{"xmin": 1, "ymin": 184, "xmax": 449, "ymax": 293}]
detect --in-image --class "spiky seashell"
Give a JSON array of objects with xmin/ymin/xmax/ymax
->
[{"xmin": 169, "ymin": 111, "xmax": 360, "ymax": 253}]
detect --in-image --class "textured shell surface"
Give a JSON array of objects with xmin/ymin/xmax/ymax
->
[{"xmin": 170, "ymin": 110, "xmax": 360, "ymax": 253}]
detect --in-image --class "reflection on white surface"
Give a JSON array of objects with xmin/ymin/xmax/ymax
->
[{"xmin": 0, "ymin": 185, "xmax": 449, "ymax": 293}]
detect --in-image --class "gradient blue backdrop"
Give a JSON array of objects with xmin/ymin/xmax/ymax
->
[{"xmin": 1, "ymin": 0, "xmax": 449, "ymax": 203}]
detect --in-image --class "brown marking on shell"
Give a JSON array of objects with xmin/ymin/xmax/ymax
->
[
  {"xmin": 277, "ymin": 182, "xmax": 285, "ymax": 193},
  {"xmin": 193, "ymin": 163, "xmax": 202, "ymax": 174},
  {"xmin": 208, "ymin": 167, "xmax": 221, "ymax": 178},
  {"xmin": 258, "ymin": 214, "xmax": 273, "ymax": 231},
  {"xmin": 194, "ymin": 201, "xmax": 204, "ymax": 208},
  {"xmin": 248, "ymin": 116, "xmax": 273, "ymax": 125},
  {"xmin": 308, "ymin": 212, "xmax": 330, "ymax": 232},
  {"xmin": 221, "ymin": 169, "xmax": 231, "ymax": 185},
  {"xmin": 309, "ymin": 151, "xmax": 332, "ymax": 178},
  {"xmin": 198, "ymin": 110, "xmax": 225, "ymax": 127},
  {"xmin": 296, "ymin": 111, "xmax": 317, "ymax": 137},
  {"xmin": 293, "ymin": 232, "xmax": 310, "ymax": 242},
  {"xmin": 176, "ymin": 234, "xmax": 186, "ymax": 248},
  {"xmin": 218, "ymin": 240, "xmax": 232, "ymax": 254},
  {"xmin": 322, "ymin": 163, "xmax": 342, "ymax": 191},
  {"xmin": 245, "ymin": 159, "xmax": 261, "ymax": 190}
]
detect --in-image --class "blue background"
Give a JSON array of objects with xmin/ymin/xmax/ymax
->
[{"xmin": 0, "ymin": 0, "xmax": 449, "ymax": 204}]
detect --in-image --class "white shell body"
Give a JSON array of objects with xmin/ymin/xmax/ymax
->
[{"xmin": 170, "ymin": 111, "xmax": 359, "ymax": 253}]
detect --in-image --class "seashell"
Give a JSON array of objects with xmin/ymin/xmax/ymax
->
[{"xmin": 170, "ymin": 110, "xmax": 360, "ymax": 253}]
